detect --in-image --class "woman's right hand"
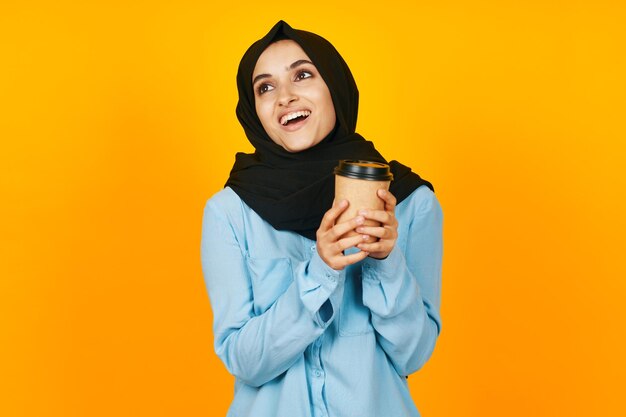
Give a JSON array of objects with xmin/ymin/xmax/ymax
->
[{"xmin": 316, "ymin": 199, "xmax": 369, "ymax": 270}]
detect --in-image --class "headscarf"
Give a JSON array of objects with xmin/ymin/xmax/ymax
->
[{"xmin": 225, "ymin": 20, "xmax": 433, "ymax": 240}]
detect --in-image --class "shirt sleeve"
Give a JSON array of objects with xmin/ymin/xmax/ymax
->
[
  {"xmin": 200, "ymin": 196, "xmax": 345, "ymax": 387},
  {"xmin": 361, "ymin": 187, "xmax": 443, "ymax": 376}
]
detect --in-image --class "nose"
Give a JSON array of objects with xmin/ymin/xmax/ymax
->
[{"xmin": 277, "ymin": 84, "xmax": 298, "ymax": 106}]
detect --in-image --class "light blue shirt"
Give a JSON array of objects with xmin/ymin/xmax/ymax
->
[{"xmin": 201, "ymin": 185, "xmax": 443, "ymax": 417}]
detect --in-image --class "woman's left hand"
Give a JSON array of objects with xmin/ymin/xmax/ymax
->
[{"xmin": 356, "ymin": 189, "xmax": 398, "ymax": 259}]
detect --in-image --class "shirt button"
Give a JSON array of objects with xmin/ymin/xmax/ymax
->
[
  {"xmin": 314, "ymin": 370, "xmax": 322, "ymax": 377},
  {"xmin": 310, "ymin": 245, "xmax": 316, "ymax": 251}
]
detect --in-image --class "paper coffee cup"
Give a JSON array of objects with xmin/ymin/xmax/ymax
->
[{"xmin": 334, "ymin": 160, "xmax": 393, "ymax": 242}]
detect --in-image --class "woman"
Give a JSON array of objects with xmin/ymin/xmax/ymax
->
[{"xmin": 201, "ymin": 20, "xmax": 443, "ymax": 417}]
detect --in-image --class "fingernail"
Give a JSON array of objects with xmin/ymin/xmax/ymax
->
[
  {"xmin": 355, "ymin": 216, "xmax": 364, "ymax": 224},
  {"xmin": 356, "ymin": 227, "xmax": 363, "ymax": 233},
  {"xmin": 358, "ymin": 210, "xmax": 367, "ymax": 215},
  {"xmin": 379, "ymin": 189, "xmax": 386, "ymax": 195},
  {"xmin": 362, "ymin": 235, "xmax": 369, "ymax": 240}
]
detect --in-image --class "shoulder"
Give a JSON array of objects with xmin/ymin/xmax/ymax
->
[
  {"xmin": 204, "ymin": 187, "xmax": 242, "ymax": 213},
  {"xmin": 202, "ymin": 187, "xmax": 247, "ymax": 227},
  {"xmin": 397, "ymin": 184, "xmax": 442, "ymax": 216}
]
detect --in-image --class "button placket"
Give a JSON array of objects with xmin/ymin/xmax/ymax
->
[{"xmin": 310, "ymin": 336, "xmax": 327, "ymax": 417}]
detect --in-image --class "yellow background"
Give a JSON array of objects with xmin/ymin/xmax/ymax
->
[{"xmin": 2, "ymin": 1, "xmax": 625, "ymax": 416}]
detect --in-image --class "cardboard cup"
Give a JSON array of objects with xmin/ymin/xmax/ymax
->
[{"xmin": 333, "ymin": 161, "xmax": 393, "ymax": 243}]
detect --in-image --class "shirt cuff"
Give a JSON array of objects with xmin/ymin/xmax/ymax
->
[
  {"xmin": 362, "ymin": 245, "xmax": 403, "ymax": 284},
  {"xmin": 300, "ymin": 252, "xmax": 345, "ymax": 328},
  {"xmin": 308, "ymin": 250, "xmax": 344, "ymax": 290}
]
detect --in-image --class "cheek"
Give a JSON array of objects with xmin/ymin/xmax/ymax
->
[
  {"xmin": 255, "ymin": 101, "xmax": 273, "ymax": 128},
  {"xmin": 318, "ymin": 91, "xmax": 336, "ymax": 126}
]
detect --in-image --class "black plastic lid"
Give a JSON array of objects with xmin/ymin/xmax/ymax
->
[{"xmin": 334, "ymin": 160, "xmax": 393, "ymax": 181}]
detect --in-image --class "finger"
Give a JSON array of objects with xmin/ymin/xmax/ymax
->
[
  {"xmin": 340, "ymin": 249, "xmax": 370, "ymax": 267},
  {"xmin": 319, "ymin": 199, "xmax": 349, "ymax": 232},
  {"xmin": 378, "ymin": 189, "xmax": 397, "ymax": 211},
  {"xmin": 355, "ymin": 226, "xmax": 388, "ymax": 239},
  {"xmin": 357, "ymin": 209, "xmax": 394, "ymax": 225},
  {"xmin": 357, "ymin": 241, "xmax": 391, "ymax": 253},
  {"xmin": 330, "ymin": 215, "xmax": 365, "ymax": 240},
  {"xmin": 335, "ymin": 234, "xmax": 365, "ymax": 253}
]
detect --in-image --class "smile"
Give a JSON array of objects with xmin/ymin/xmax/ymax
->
[{"xmin": 280, "ymin": 110, "xmax": 311, "ymax": 126}]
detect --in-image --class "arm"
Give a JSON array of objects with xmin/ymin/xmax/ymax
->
[
  {"xmin": 200, "ymin": 195, "xmax": 366, "ymax": 387},
  {"xmin": 357, "ymin": 187, "xmax": 443, "ymax": 376}
]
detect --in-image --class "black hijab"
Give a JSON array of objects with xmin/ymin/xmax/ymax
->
[{"xmin": 225, "ymin": 20, "xmax": 433, "ymax": 240}]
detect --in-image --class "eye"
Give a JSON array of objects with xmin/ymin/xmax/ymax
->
[
  {"xmin": 257, "ymin": 83, "xmax": 274, "ymax": 95},
  {"xmin": 295, "ymin": 70, "xmax": 312, "ymax": 81}
]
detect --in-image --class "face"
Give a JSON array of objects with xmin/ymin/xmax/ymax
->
[{"xmin": 252, "ymin": 40, "xmax": 336, "ymax": 153}]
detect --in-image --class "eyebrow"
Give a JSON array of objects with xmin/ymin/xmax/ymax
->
[{"xmin": 252, "ymin": 59, "xmax": 314, "ymax": 86}]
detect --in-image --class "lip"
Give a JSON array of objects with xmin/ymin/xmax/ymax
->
[
  {"xmin": 277, "ymin": 107, "xmax": 312, "ymax": 125},
  {"xmin": 279, "ymin": 114, "xmax": 309, "ymax": 132}
]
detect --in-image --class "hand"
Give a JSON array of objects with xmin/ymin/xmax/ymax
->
[
  {"xmin": 316, "ymin": 199, "xmax": 370, "ymax": 270},
  {"xmin": 356, "ymin": 189, "xmax": 398, "ymax": 259}
]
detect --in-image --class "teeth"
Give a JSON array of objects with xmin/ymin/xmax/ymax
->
[{"xmin": 280, "ymin": 110, "xmax": 311, "ymax": 125}]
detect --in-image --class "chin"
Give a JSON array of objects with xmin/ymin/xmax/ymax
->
[
  {"xmin": 283, "ymin": 144, "xmax": 310, "ymax": 153},
  {"xmin": 279, "ymin": 137, "xmax": 317, "ymax": 153}
]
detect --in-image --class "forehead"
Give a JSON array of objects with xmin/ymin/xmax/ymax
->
[{"xmin": 252, "ymin": 40, "xmax": 312, "ymax": 78}]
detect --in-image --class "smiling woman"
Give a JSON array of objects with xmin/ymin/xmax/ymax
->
[
  {"xmin": 200, "ymin": 20, "xmax": 443, "ymax": 417},
  {"xmin": 252, "ymin": 40, "xmax": 336, "ymax": 152}
]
